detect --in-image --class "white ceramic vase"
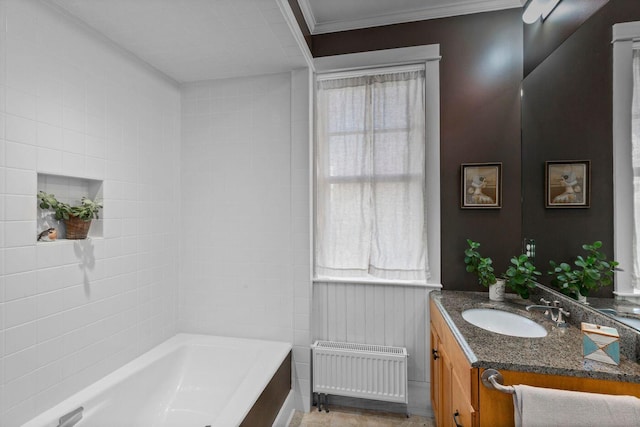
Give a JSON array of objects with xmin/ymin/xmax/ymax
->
[
  {"xmin": 577, "ymin": 291, "xmax": 588, "ymax": 304},
  {"xmin": 489, "ymin": 278, "xmax": 506, "ymax": 301}
]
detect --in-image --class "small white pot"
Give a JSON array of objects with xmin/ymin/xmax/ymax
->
[
  {"xmin": 577, "ymin": 292, "xmax": 588, "ymax": 304},
  {"xmin": 489, "ymin": 278, "xmax": 506, "ymax": 301}
]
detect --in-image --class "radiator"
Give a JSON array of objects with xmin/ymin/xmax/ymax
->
[{"xmin": 311, "ymin": 340, "xmax": 408, "ymax": 404}]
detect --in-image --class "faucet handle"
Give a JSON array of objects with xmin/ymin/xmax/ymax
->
[
  {"xmin": 540, "ymin": 298, "xmax": 551, "ymax": 306},
  {"xmin": 556, "ymin": 308, "xmax": 570, "ymax": 326}
]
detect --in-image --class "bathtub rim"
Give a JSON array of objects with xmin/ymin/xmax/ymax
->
[{"xmin": 22, "ymin": 333, "xmax": 292, "ymax": 427}]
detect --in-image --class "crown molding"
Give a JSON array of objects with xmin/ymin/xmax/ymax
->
[
  {"xmin": 297, "ymin": 0, "xmax": 318, "ymax": 34},
  {"xmin": 299, "ymin": 0, "xmax": 523, "ymax": 35},
  {"xmin": 277, "ymin": 0, "xmax": 314, "ymax": 70}
]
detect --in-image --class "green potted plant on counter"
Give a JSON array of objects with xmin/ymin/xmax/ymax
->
[
  {"xmin": 37, "ymin": 191, "xmax": 102, "ymax": 240},
  {"xmin": 548, "ymin": 241, "xmax": 620, "ymax": 303},
  {"xmin": 464, "ymin": 239, "xmax": 505, "ymax": 301},
  {"xmin": 505, "ymin": 254, "xmax": 541, "ymax": 300}
]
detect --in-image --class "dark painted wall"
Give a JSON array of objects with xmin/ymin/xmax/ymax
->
[
  {"xmin": 523, "ymin": 0, "xmax": 608, "ymax": 77},
  {"xmin": 311, "ymin": 10, "xmax": 524, "ymax": 291},
  {"xmin": 522, "ymin": 0, "xmax": 640, "ymax": 297}
]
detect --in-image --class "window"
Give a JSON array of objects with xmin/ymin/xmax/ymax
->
[
  {"xmin": 312, "ymin": 45, "xmax": 442, "ymax": 288},
  {"xmin": 613, "ymin": 22, "xmax": 640, "ymax": 296},
  {"xmin": 314, "ymin": 67, "xmax": 429, "ymax": 282}
]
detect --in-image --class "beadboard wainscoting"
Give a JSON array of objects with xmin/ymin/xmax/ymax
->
[{"xmin": 312, "ymin": 281, "xmax": 434, "ymax": 416}]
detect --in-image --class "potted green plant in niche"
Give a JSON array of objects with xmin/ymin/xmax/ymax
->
[
  {"xmin": 464, "ymin": 239, "xmax": 505, "ymax": 301},
  {"xmin": 548, "ymin": 241, "xmax": 620, "ymax": 303},
  {"xmin": 37, "ymin": 191, "xmax": 102, "ymax": 240}
]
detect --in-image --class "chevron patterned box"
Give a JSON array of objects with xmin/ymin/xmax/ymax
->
[{"xmin": 581, "ymin": 322, "xmax": 620, "ymax": 366}]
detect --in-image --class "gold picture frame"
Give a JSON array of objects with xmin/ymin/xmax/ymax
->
[
  {"xmin": 461, "ymin": 162, "xmax": 502, "ymax": 209},
  {"xmin": 545, "ymin": 160, "xmax": 591, "ymax": 208}
]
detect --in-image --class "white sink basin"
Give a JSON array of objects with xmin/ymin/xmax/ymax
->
[{"xmin": 461, "ymin": 308, "xmax": 548, "ymax": 338}]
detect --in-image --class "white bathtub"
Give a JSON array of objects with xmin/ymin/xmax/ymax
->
[{"xmin": 22, "ymin": 334, "xmax": 292, "ymax": 427}]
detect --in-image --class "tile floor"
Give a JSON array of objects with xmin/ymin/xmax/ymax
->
[{"xmin": 288, "ymin": 406, "xmax": 435, "ymax": 426}]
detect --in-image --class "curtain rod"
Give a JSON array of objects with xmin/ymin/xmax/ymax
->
[{"xmin": 317, "ymin": 63, "xmax": 427, "ymax": 82}]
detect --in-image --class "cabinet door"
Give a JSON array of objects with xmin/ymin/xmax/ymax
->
[
  {"xmin": 440, "ymin": 344, "xmax": 453, "ymax": 427},
  {"xmin": 450, "ymin": 369, "xmax": 476, "ymax": 427},
  {"xmin": 430, "ymin": 328, "xmax": 442, "ymax": 427},
  {"xmin": 430, "ymin": 301, "xmax": 478, "ymax": 427}
]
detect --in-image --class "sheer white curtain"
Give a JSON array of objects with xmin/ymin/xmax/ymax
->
[
  {"xmin": 632, "ymin": 49, "xmax": 640, "ymax": 288},
  {"xmin": 315, "ymin": 70, "xmax": 429, "ymax": 281}
]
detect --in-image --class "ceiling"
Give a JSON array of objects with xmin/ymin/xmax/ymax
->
[
  {"xmin": 47, "ymin": 0, "xmax": 309, "ymax": 83},
  {"xmin": 298, "ymin": 0, "xmax": 524, "ymax": 34},
  {"xmin": 45, "ymin": 0, "xmax": 525, "ymax": 84}
]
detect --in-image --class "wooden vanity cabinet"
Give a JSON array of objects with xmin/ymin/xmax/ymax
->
[
  {"xmin": 430, "ymin": 300, "xmax": 478, "ymax": 427},
  {"xmin": 477, "ymin": 368, "xmax": 640, "ymax": 426},
  {"xmin": 430, "ymin": 298, "xmax": 640, "ymax": 427}
]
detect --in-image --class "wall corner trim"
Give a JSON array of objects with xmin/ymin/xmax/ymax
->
[{"xmin": 277, "ymin": 0, "xmax": 315, "ymax": 70}]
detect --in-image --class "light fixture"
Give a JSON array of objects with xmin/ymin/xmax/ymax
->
[{"xmin": 522, "ymin": 0, "xmax": 561, "ymax": 24}]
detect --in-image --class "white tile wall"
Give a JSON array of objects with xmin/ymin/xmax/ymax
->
[
  {"xmin": 0, "ymin": 1, "xmax": 181, "ymax": 425},
  {"xmin": 291, "ymin": 68, "xmax": 312, "ymax": 412},
  {"xmin": 180, "ymin": 69, "xmax": 312, "ymax": 411},
  {"xmin": 0, "ymin": 0, "xmax": 314, "ymax": 423},
  {"xmin": 0, "ymin": 0, "xmax": 5, "ymax": 419}
]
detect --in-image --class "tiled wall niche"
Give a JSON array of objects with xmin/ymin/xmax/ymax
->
[{"xmin": 37, "ymin": 173, "xmax": 104, "ymax": 240}]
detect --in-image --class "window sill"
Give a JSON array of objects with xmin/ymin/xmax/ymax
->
[{"xmin": 313, "ymin": 276, "xmax": 442, "ymax": 289}]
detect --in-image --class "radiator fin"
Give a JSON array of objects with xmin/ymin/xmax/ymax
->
[
  {"xmin": 312, "ymin": 340, "xmax": 408, "ymax": 404},
  {"xmin": 313, "ymin": 340, "xmax": 406, "ymax": 355}
]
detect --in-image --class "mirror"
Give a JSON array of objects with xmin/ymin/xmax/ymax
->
[
  {"xmin": 521, "ymin": 6, "xmax": 640, "ymax": 329},
  {"xmin": 588, "ymin": 298, "xmax": 640, "ymax": 330},
  {"xmin": 534, "ymin": 283, "xmax": 640, "ymax": 332}
]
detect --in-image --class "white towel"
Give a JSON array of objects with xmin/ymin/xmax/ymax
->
[{"xmin": 513, "ymin": 384, "xmax": 640, "ymax": 427}]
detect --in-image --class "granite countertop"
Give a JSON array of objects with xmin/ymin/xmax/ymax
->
[{"xmin": 431, "ymin": 290, "xmax": 640, "ymax": 383}]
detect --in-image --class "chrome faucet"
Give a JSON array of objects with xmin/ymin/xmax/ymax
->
[
  {"xmin": 550, "ymin": 300, "xmax": 570, "ymax": 327},
  {"xmin": 526, "ymin": 299, "xmax": 570, "ymax": 327},
  {"xmin": 525, "ymin": 298, "xmax": 552, "ymax": 316},
  {"xmin": 526, "ymin": 304, "xmax": 554, "ymax": 314}
]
